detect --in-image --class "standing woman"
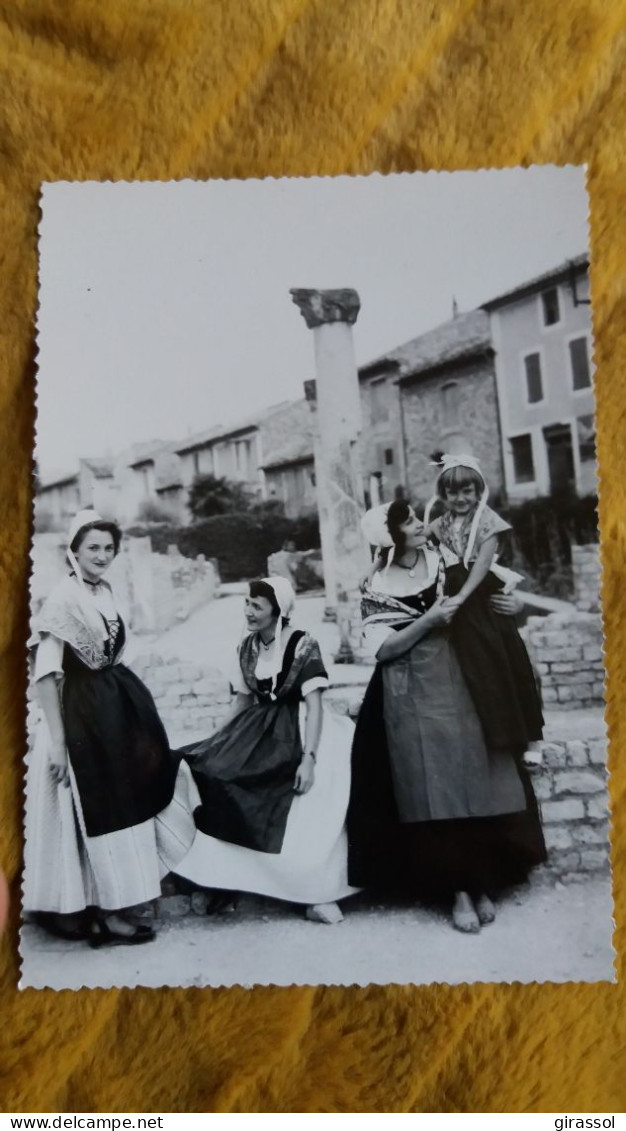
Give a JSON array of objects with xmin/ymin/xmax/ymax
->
[
  {"xmin": 24, "ymin": 510, "xmax": 198, "ymax": 947},
  {"xmin": 348, "ymin": 501, "xmax": 546, "ymax": 933},
  {"xmin": 174, "ymin": 577, "xmax": 357, "ymax": 922}
]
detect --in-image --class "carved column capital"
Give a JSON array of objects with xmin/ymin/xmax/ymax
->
[{"xmin": 290, "ymin": 288, "xmax": 361, "ymax": 329}]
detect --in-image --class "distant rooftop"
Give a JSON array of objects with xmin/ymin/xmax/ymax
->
[
  {"xmin": 80, "ymin": 457, "xmax": 114, "ymax": 479},
  {"xmin": 174, "ymin": 401, "xmax": 295, "ymax": 455},
  {"xmin": 360, "ymin": 309, "xmax": 492, "ymax": 384},
  {"xmin": 261, "ymin": 433, "xmax": 314, "ymax": 470},
  {"xmin": 481, "ymin": 253, "xmax": 589, "ymax": 311}
]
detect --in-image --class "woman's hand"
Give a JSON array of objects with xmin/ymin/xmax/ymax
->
[
  {"xmin": 48, "ymin": 739, "xmax": 70, "ymax": 788},
  {"xmin": 490, "ymin": 592, "xmax": 523, "ymax": 617},
  {"xmin": 426, "ymin": 598, "xmax": 457, "ymax": 628},
  {"xmin": 294, "ymin": 752, "xmax": 315, "ymax": 795}
]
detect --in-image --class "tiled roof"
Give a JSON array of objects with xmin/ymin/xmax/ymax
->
[
  {"xmin": 174, "ymin": 401, "xmax": 294, "ymax": 454},
  {"xmin": 360, "ymin": 309, "xmax": 492, "ymax": 384},
  {"xmin": 261, "ymin": 435, "xmax": 314, "ymax": 470},
  {"xmin": 481, "ymin": 253, "xmax": 589, "ymax": 311},
  {"xmin": 81, "ymin": 457, "xmax": 115, "ymax": 479}
]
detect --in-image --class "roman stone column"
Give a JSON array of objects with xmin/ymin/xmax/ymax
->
[{"xmin": 291, "ymin": 288, "xmax": 370, "ymax": 662}]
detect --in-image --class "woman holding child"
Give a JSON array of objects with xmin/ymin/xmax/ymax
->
[{"xmin": 348, "ymin": 456, "xmax": 546, "ymax": 934}]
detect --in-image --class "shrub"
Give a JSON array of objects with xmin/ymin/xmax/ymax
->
[
  {"xmin": 136, "ymin": 499, "xmax": 179, "ymax": 524},
  {"xmin": 500, "ymin": 494, "xmax": 598, "ymax": 600},
  {"xmin": 125, "ymin": 511, "xmax": 321, "ymax": 582}
]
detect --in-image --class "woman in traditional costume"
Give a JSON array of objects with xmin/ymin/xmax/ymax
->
[
  {"xmin": 23, "ymin": 510, "xmax": 197, "ymax": 947},
  {"xmin": 348, "ymin": 500, "xmax": 546, "ymax": 934},
  {"xmin": 174, "ymin": 577, "xmax": 357, "ymax": 923}
]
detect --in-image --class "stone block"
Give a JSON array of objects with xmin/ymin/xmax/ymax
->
[
  {"xmin": 542, "ymin": 688, "xmax": 558, "ymax": 702},
  {"xmin": 586, "ymin": 796, "xmax": 610, "ymax": 820},
  {"xmin": 553, "ymin": 771, "xmax": 606, "ymax": 796},
  {"xmin": 156, "ymin": 895, "xmax": 191, "ymax": 918},
  {"xmin": 587, "ymin": 739, "xmax": 607, "ymax": 766},
  {"xmin": 541, "ymin": 799, "xmax": 585, "ymax": 822},
  {"xmin": 559, "ymin": 872, "xmax": 588, "ymax": 885},
  {"xmin": 583, "ymin": 644, "xmax": 603, "ymax": 662},
  {"xmin": 542, "ymin": 647, "xmax": 583, "ymax": 663},
  {"xmin": 563, "ymin": 741, "xmax": 589, "ymax": 767},
  {"xmin": 532, "ymin": 776, "xmax": 553, "ymax": 801},
  {"xmin": 579, "ymin": 848, "xmax": 609, "ymax": 871},
  {"xmin": 541, "ymin": 742, "xmax": 567, "ymax": 769},
  {"xmin": 191, "ymin": 892, "xmax": 209, "ymax": 916},
  {"xmin": 552, "ymin": 850, "xmax": 581, "ymax": 871},
  {"xmin": 557, "ymin": 684, "xmax": 592, "ymax": 702},
  {"xmin": 523, "ymin": 747, "xmax": 544, "ymax": 769},
  {"xmin": 571, "ymin": 823, "xmax": 610, "ymax": 847},
  {"xmin": 544, "ymin": 826, "xmax": 574, "ymax": 851}
]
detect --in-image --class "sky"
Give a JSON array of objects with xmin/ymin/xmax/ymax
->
[{"xmin": 35, "ymin": 167, "xmax": 590, "ymax": 479}]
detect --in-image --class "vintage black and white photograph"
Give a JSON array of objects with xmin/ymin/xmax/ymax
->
[{"xmin": 21, "ymin": 168, "xmax": 614, "ymax": 989}]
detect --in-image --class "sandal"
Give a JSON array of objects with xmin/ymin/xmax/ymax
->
[
  {"xmin": 474, "ymin": 894, "xmax": 496, "ymax": 925},
  {"xmin": 452, "ymin": 893, "xmax": 480, "ymax": 934},
  {"xmin": 88, "ymin": 917, "xmax": 155, "ymax": 949}
]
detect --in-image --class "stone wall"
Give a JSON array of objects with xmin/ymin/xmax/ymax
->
[
  {"xmin": 572, "ymin": 543, "xmax": 601, "ymax": 613},
  {"xmin": 522, "ymin": 611, "xmax": 604, "ymax": 710},
  {"xmin": 129, "ymin": 653, "xmax": 232, "ymax": 746},
  {"xmin": 523, "ymin": 735, "xmax": 610, "ymax": 883}
]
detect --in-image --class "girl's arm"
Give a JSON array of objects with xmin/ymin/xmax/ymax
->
[
  {"xmin": 295, "ymin": 689, "xmax": 323, "ymax": 794},
  {"xmin": 376, "ymin": 600, "xmax": 455, "ymax": 663},
  {"xmin": 446, "ymin": 534, "xmax": 498, "ymax": 608},
  {"xmin": 36, "ymin": 674, "xmax": 70, "ymax": 788}
]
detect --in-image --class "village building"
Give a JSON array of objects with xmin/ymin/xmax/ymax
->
[
  {"xmin": 483, "ymin": 254, "xmax": 595, "ymax": 500},
  {"xmin": 358, "ymin": 309, "xmax": 504, "ymax": 509},
  {"xmin": 36, "ymin": 256, "xmax": 594, "ymax": 531}
]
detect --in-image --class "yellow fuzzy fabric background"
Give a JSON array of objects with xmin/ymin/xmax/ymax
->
[{"xmin": 1, "ymin": 0, "xmax": 625, "ymax": 1113}]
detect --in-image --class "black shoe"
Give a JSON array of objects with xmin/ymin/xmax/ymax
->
[
  {"xmin": 33, "ymin": 912, "xmax": 92, "ymax": 942},
  {"xmin": 87, "ymin": 917, "xmax": 156, "ymax": 949}
]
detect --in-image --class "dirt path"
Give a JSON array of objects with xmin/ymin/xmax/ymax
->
[{"xmin": 21, "ymin": 878, "xmax": 615, "ymax": 990}]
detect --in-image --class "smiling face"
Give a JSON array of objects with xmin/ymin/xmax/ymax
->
[
  {"xmin": 443, "ymin": 482, "xmax": 479, "ymax": 516},
  {"xmin": 397, "ymin": 507, "xmax": 428, "ymax": 550},
  {"xmin": 244, "ymin": 594, "xmax": 279, "ymax": 635},
  {"xmin": 74, "ymin": 528, "xmax": 116, "ymax": 583}
]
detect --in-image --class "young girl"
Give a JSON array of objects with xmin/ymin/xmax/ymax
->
[{"xmin": 425, "ymin": 453, "xmax": 544, "ymax": 756}]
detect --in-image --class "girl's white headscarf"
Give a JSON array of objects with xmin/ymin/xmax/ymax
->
[
  {"xmin": 251, "ymin": 576, "xmax": 297, "ymax": 697},
  {"xmin": 361, "ymin": 503, "xmax": 396, "ymax": 573},
  {"xmin": 423, "ymin": 453, "xmax": 489, "ymax": 567}
]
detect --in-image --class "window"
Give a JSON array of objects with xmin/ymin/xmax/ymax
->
[
  {"xmin": 369, "ymin": 378, "xmax": 389, "ymax": 423},
  {"xmin": 569, "ymin": 336, "xmax": 591, "ymax": 391},
  {"xmin": 441, "ymin": 381, "xmax": 460, "ymax": 428},
  {"xmin": 524, "ymin": 352, "xmax": 543, "ymax": 404},
  {"xmin": 541, "ymin": 287, "xmax": 560, "ymax": 326},
  {"xmin": 192, "ymin": 451, "xmax": 200, "ymax": 475},
  {"xmin": 510, "ymin": 434, "xmax": 535, "ymax": 483},
  {"xmin": 384, "ymin": 448, "xmax": 394, "ymax": 466},
  {"xmin": 577, "ymin": 414, "xmax": 596, "ymax": 463}
]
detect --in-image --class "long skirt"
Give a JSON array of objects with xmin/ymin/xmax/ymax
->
[
  {"xmin": 23, "ymin": 722, "xmax": 198, "ymax": 915},
  {"xmin": 175, "ymin": 707, "xmax": 359, "ymax": 905},
  {"xmin": 347, "ymin": 630, "xmax": 546, "ymax": 899}
]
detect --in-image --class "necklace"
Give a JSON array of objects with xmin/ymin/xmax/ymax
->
[
  {"xmin": 259, "ymin": 635, "xmax": 276, "ymax": 650},
  {"xmin": 396, "ymin": 551, "xmax": 420, "ymax": 578},
  {"xmin": 82, "ymin": 576, "xmax": 102, "ymax": 589}
]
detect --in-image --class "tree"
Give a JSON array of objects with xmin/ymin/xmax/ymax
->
[{"xmin": 188, "ymin": 473, "xmax": 253, "ymax": 519}]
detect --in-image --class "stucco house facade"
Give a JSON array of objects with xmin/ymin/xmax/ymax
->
[{"xmin": 483, "ymin": 255, "xmax": 595, "ymax": 501}]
